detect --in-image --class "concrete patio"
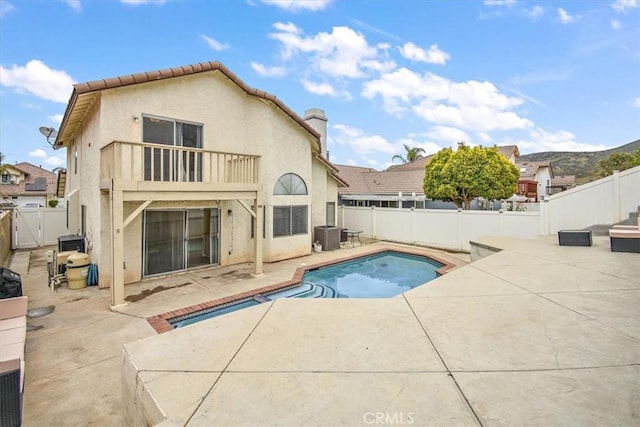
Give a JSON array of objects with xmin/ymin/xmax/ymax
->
[{"xmin": 12, "ymin": 236, "xmax": 640, "ymax": 425}]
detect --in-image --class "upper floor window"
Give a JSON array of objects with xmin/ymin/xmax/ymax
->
[
  {"xmin": 142, "ymin": 116, "xmax": 202, "ymax": 148},
  {"xmin": 274, "ymin": 173, "xmax": 307, "ymax": 195}
]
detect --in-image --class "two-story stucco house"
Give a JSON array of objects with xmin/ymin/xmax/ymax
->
[
  {"xmin": 0, "ymin": 162, "xmax": 59, "ymax": 207},
  {"xmin": 52, "ymin": 61, "xmax": 345, "ymax": 307}
]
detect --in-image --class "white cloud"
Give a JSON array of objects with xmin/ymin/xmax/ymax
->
[
  {"xmin": 44, "ymin": 155, "xmax": 66, "ymax": 167},
  {"xmin": 332, "ymin": 124, "xmax": 399, "ymax": 155},
  {"xmin": 332, "ymin": 124, "xmax": 444, "ymax": 161},
  {"xmin": 332, "ymin": 124, "xmax": 360, "ymax": 138},
  {"xmin": 398, "ymin": 42, "xmax": 450, "ymax": 65},
  {"xmin": 633, "ymin": 96, "xmax": 640, "ymax": 108},
  {"xmin": 396, "ymin": 138, "xmax": 443, "ymax": 156},
  {"xmin": 484, "ymin": 0, "xmax": 516, "ymax": 6},
  {"xmin": 120, "ymin": 0, "xmax": 166, "ymax": 4},
  {"xmin": 26, "ymin": 148, "xmax": 65, "ymax": 166},
  {"xmin": 611, "ymin": 19, "xmax": 622, "ymax": 30},
  {"xmin": 201, "ymin": 35, "xmax": 229, "ymax": 51},
  {"xmin": 250, "ymin": 62, "xmax": 287, "ymax": 77},
  {"xmin": 29, "ymin": 148, "xmax": 47, "ymax": 158},
  {"xmin": 525, "ymin": 5, "xmax": 544, "ymax": 20},
  {"xmin": 65, "ymin": 0, "xmax": 81, "ymax": 11},
  {"xmin": 0, "ymin": 0, "xmax": 15, "ymax": 17},
  {"xmin": 413, "ymin": 103, "xmax": 531, "ymax": 132},
  {"xmin": 425, "ymin": 126, "xmax": 470, "ymax": 144},
  {"xmin": 269, "ymin": 23, "xmax": 395, "ymax": 79},
  {"xmin": 558, "ymin": 8, "xmax": 575, "ymax": 24},
  {"xmin": 48, "ymin": 114, "xmax": 64, "ymax": 124},
  {"xmin": 300, "ymin": 79, "xmax": 351, "ymax": 99},
  {"xmin": 362, "ymin": 68, "xmax": 531, "ymax": 132},
  {"xmin": 476, "ymin": 132, "xmax": 492, "ymax": 143},
  {"xmin": 273, "ymin": 21, "xmax": 300, "ymax": 33},
  {"xmin": 611, "ymin": 0, "xmax": 638, "ymax": 12},
  {"xmin": 0, "ymin": 60, "xmax": 75, "ymax": 103},
  {"xmin": 260, "ymin": 0, "xmax": 332, "ymax": 11},
  {"xmin": 516, "ymin": 128, "xmax": 607, "ymax": 152}
]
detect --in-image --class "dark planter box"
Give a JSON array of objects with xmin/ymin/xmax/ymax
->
[
  {"xmin": 610, "ymin": 236, "xmax": 640, "ymax": 253},
  {"xmin": 558, "ymin": 230, "xmax": 592, "ymax": 247}
]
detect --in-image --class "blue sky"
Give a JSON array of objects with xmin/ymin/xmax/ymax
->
[{"xmin": 1, "ymin": 0, "xmax": 639, "ymax": 171}]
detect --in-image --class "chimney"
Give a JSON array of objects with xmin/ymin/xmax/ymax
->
[{"xmin": 304, "ymin": 108, "xmax": 327, "ymax": 158}]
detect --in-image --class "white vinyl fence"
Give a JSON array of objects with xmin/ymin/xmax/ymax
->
[
  {"xmin": 541, "ymin": 166, "xmax": 640, "ymax": 234},
  {"xmin": 12, "ymin": 207, "xmax": 69, "ymax": 249},
  {"xmin": 339, "ymin": 207, "xmax": 540, "ymax": 252},
  {"xmin": 338, "ymin": 166, "xmax": 640, "ymax": 252}
]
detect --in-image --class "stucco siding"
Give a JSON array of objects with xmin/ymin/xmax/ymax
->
[
  {"xmin": 70, "ymin": 69, "xmax": 335, "ymax": 286},
  {"xmin": 65, "ymin": 97, "xmax": 103, "ymax": 282}
]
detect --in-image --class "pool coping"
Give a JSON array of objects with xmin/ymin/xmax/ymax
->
[{"xmin": 146, "ymin": 246, "xmax": 456, "ymax": 334}]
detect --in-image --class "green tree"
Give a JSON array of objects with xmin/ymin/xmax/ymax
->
[
  {"xmin": 423, "ymin": 143, "xmax": 520, "ymax": 210},
  {"xmin": 597, "ymin": 151, "xmax": 640, "ymax": 177},
  {"xmin": 392, "ymin": 144, "xmax": 426, "ymax": 164}
]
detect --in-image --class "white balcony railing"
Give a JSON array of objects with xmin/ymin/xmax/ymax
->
[{"xmin": 101, "ymin": 141, "xmax": 260, "ymax": 186}]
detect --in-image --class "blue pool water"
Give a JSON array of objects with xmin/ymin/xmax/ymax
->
[{"xmin": 170, "ymin": 251, "xmax": 443, "ymax": 328}]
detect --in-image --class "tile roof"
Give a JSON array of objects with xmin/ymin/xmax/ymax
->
[
  {"xmin": 497, "ymin": 145, "xmax": 520, "ymax": 159},
  {"xmin": 516, "ymin": 161, "xmax": 551, "ymax": 179},
  {"xmin": 55, "ymin": 60, "xmax": 320, "ymax": 147},
  {"xmin": 385, "ymin": 154, "xmax": 436, "ymax": 172},
  {"xmin": 53, "ymin": 60, "xmax": 345, "ymax": 187},
  {"xmin": 0, "ymin": 162, "xmax": 57, "ymax": 197},
  {"xmin": 550, "ymin": 175, "xmax": 576, "ymax": 187},
  {"xmin": 335, "ymin": 165, "xmax": 425, "ymax": 195}
]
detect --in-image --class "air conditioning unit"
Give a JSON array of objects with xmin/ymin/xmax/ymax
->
[{"xmin": 314, "ymin": 226, "xmax": 340, "ymax": 251}]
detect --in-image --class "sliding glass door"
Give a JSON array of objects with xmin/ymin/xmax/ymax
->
[
  {"xmin": 144, "ymin": 210, "xmax": 185, "ymax": 276},
  {"xmin": 144, "ymin": 208, "xmax": 220, "ymax": 276}
]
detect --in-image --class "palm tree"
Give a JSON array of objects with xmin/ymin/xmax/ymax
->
[
  {"xmin": 392, "ymin": 144, "xmax": 426, "ymax": 164},
  {"xmin": 0, "ymin": 152, "xmax": 7, "ymax": 175}
]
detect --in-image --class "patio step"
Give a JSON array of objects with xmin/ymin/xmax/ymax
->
[{"xmin": 585, "ymin": 207, "xmax": 639, "ymax": 236}]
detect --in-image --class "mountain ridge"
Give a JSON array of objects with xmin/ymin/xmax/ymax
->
[{"xmin": 518, "ymin": 139, "xmax": 640, "ymax": 183}]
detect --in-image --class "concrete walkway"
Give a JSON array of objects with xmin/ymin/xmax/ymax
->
[{"xmin": 13, "ymin": 237, "xmax": 639, "ymax": 425}]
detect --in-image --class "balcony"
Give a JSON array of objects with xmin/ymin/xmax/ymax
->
[
  {"xmin": 517, "ymin": 179, "xmax": 538, "ymax": 202},
  {"xmin": 100, "ymin": 141, "xmax": 261, "ymax": 200}
]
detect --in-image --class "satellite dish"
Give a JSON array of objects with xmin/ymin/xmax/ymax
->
[{"xmin": 39, "ymin": 126, "xmax": 58, "ymax": 147}]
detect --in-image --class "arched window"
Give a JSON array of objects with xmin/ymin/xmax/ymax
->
[{"xmin": 274, "ymin": 173, "xmax": 307, "ymax": 195}]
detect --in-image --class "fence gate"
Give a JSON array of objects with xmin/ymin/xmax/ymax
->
[{"xmin": 12, "ymin": 207, "xmax": 69, "ymax": 249}]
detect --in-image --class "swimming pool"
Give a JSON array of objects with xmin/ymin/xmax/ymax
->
[{"xmin": 169, "ymin": 251, "xmax": 444, "ymax": 328}]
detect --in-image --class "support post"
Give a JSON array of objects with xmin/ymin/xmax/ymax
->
[
  {"xmin": 253, "ymin": 191, "xmax": 263, "ymax": 276},
  {"xmin": 110, "ymin": 180, "xmax": 126, "ymax": 308},
  {"xmin": 613, "ymin": 170, "xmax": 621, "ymax": 223}
]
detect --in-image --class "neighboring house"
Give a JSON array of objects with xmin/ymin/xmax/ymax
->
[
  {"xmin": 52, "ymin": 60, "xmax": 345, "ymax": 307},
  {"xmin": 515, "ymin": 161, "xmax": 553, "ymax": 202},
  {"xmin": 0, "ymin": 162, "xmax": 59, "ymax": 207},
  {"xmin": 336, "ymin": 165, "xmax": 427, "ymax": 208},
  {"xmin": 548, "ymin": 175, "xmax": 576, "ymax": 195},
  {"xmin": 337, "ymin": 145, "xmax": 520, "ymax": 209}
]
